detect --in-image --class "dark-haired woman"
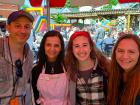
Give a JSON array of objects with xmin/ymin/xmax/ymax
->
[{"xmin": 32, "ymin": 30, "xmax": 70, "ymax": 105}]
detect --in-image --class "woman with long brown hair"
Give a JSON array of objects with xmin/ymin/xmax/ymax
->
[
  {"xmin": 107, "ymin": 33, "xmax": 140, "ymax": 105},
  {"xmin": 65, "ymin": 31, "xmax": 110, "ymax": 105}
]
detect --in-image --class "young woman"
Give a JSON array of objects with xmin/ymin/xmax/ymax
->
[
  {"xmin": 107, "ymin": 33, "xmax": 140, "ymax": 105},
  {"xmin": 65, "ymin": 31, "xmax": 110, "ymax": 105},
  {"xmin": 32, "ymin": 30, "xmax": 70, "ymax": 105}
]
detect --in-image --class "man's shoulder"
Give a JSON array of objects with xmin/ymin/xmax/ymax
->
[{"xmin": 25, "ymin": 43, "xmax": 33, "ymax": 55}]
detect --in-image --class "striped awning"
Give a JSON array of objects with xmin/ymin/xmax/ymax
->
[{"xmin": 57, "ymin": 8, "xmax": 140, "ymax": 19}]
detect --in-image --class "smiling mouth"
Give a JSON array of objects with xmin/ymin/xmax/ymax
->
[{"xmin": 121, "ymin": 60, "xmax": 132, "ymax": 63}]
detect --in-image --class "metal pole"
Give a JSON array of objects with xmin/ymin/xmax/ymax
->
[
  {"xmin": 127, "ymin": 14, "xmax": 130, "ymax": 32},
  {"xmin": 46, "ymin": 0, "xmax": 50, "ymax": 31}
]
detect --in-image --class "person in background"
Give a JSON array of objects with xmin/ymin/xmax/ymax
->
[
  {"xmin": 102, "ymin": 33, "xmax": 115, "ymax": 57},
  {"xmin": 107, "ymin": 33, "xmax": 140, "ymax": 105},
  {"xmin": 65, "ymin": 31, "xmax": 110, "ymax": 105},
  {"xmin": 32, "ymin": 30, "xmax": 70, "ymax": 105},
  {"xmin": 0, "ymin": 10, "xmax": 34, "ymax": 105}
]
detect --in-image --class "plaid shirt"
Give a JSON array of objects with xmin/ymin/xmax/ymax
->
[{"xmin": 76, "ymin": 66, "xmax": 107, "ymax": 105}]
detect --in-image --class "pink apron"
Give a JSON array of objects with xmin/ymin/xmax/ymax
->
[{"xmin": 36, "ymin": 65, "xmax": 70, "ymax": 105}]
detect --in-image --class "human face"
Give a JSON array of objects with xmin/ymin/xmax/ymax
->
[
  {"xmin": 72, "ymin": 36, "xmax": 91, "ymax": 62},
  {"xmin": 44, "ymin": 36, "xmax": 61, "ymax": 62},
  {"xmin": 116, "ymin": 39, "xmax": 139, "ymax": 72},
  {"xmin": 6, "ymin": 17, "xmax": 32, "ymax": 45}
]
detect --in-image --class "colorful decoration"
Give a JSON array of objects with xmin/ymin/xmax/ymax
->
[
  {"xmin": 26, "ymin": 7, "xmax": 46, "ymax": 32},
  {"xmin": 26, "ymin": 7, "xmax": 71, "ymax": 32},
  {"xmin": 34, "ymin": 16, "xmax": 47, "ymax": 32},
  {"xmin": 33, "ymin": 16, "xmax": 72, "ymax": 32},
  {"xmin": 26, "ymin": 7, "xmax": 44, "ymax": 16}
]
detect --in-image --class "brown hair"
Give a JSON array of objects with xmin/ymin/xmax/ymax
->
[
  {"xmin": 65, "ymin": 31, "xmax": 110, "ymax": 81},
  {"xmin": 107, "ymin": 33, "xmax": 140, "ymax": 105}
]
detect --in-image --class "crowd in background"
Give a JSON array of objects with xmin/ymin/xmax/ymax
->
[{"xmin": 30, "ymin": 22, "xmax": 140, "ymax": 62}]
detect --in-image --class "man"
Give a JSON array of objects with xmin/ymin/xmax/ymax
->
[{"xmin": 0, "ymin": 10, "xmax": 34, "ymax": 105}]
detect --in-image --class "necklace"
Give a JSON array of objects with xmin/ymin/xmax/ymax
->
[
  {"xmin": 51, "ymin": 67, "xmax": 54, "ymax": 73},
  {"xmin": 7, "ymin": 37, "xmax": 25, "ymax": 99}
]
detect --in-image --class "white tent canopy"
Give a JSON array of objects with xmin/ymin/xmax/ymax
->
[{"xmin": 0, "ymin": 0, "xmax": 24, "ymax": 6}]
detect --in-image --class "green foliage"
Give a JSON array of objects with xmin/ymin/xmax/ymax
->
[
  {"xmin": 101, "ymin": 4, "xmax": 113, "ymax": 10},
  {"xmin": 109, "ymin": 0, "xmax": 118, "ymax": 5},
  {"xmin": 101, "ymin": 0, "xmax": 118, "ymax": 10},
  {"xmin": 51, "ymin": 14, "xmax": 65, "ymax": 24},
  {"xmin": 65, "ymin": 0, "xmax": 78, "ymax": 8},
  {"xmin": 65, "ymin": 0, "xmax": 70, "ymax": 7}
]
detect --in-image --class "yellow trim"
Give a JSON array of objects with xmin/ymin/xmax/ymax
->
[
  {"xmin": 26, "ymin": 7, "xmax": 44, "ymax": 16},
  {"xmin": 127, "ymin": 14, "xmax": 130, "ymax": 31}
]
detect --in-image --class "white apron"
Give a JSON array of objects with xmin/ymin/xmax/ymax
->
[{"xmin": 36, "ymin": 65, "xmax": 70, "ymax": 105}]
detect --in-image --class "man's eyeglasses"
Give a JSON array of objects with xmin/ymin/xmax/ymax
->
[{"xmin": 15, "ymin": 59, "xmax": 23, "ymax": 78}]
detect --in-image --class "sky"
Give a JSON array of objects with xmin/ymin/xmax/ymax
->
[{"xmin": 24, "ymin": 0, "xmax": 32, "ymax": 7}]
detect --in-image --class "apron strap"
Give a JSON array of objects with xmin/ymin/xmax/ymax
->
[{"xmin": 42, "ymin": 65, "xmax": 46, "ymax": 74}]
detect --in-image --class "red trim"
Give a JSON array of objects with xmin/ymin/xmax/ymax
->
[
  {"xmin": 29, "ymin": 0, "xmax": 66, "ymax": 7},
  {"xmin": 49, "ymin": 0, "xmax": 66, "ymax": 7},
  {"xmin": 119, "ymin": 0, "xmax": 140, "ymax": 3},
  {"xmin": 29, "ymin": 0, "xmax": 42, "ymax": 7}
]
